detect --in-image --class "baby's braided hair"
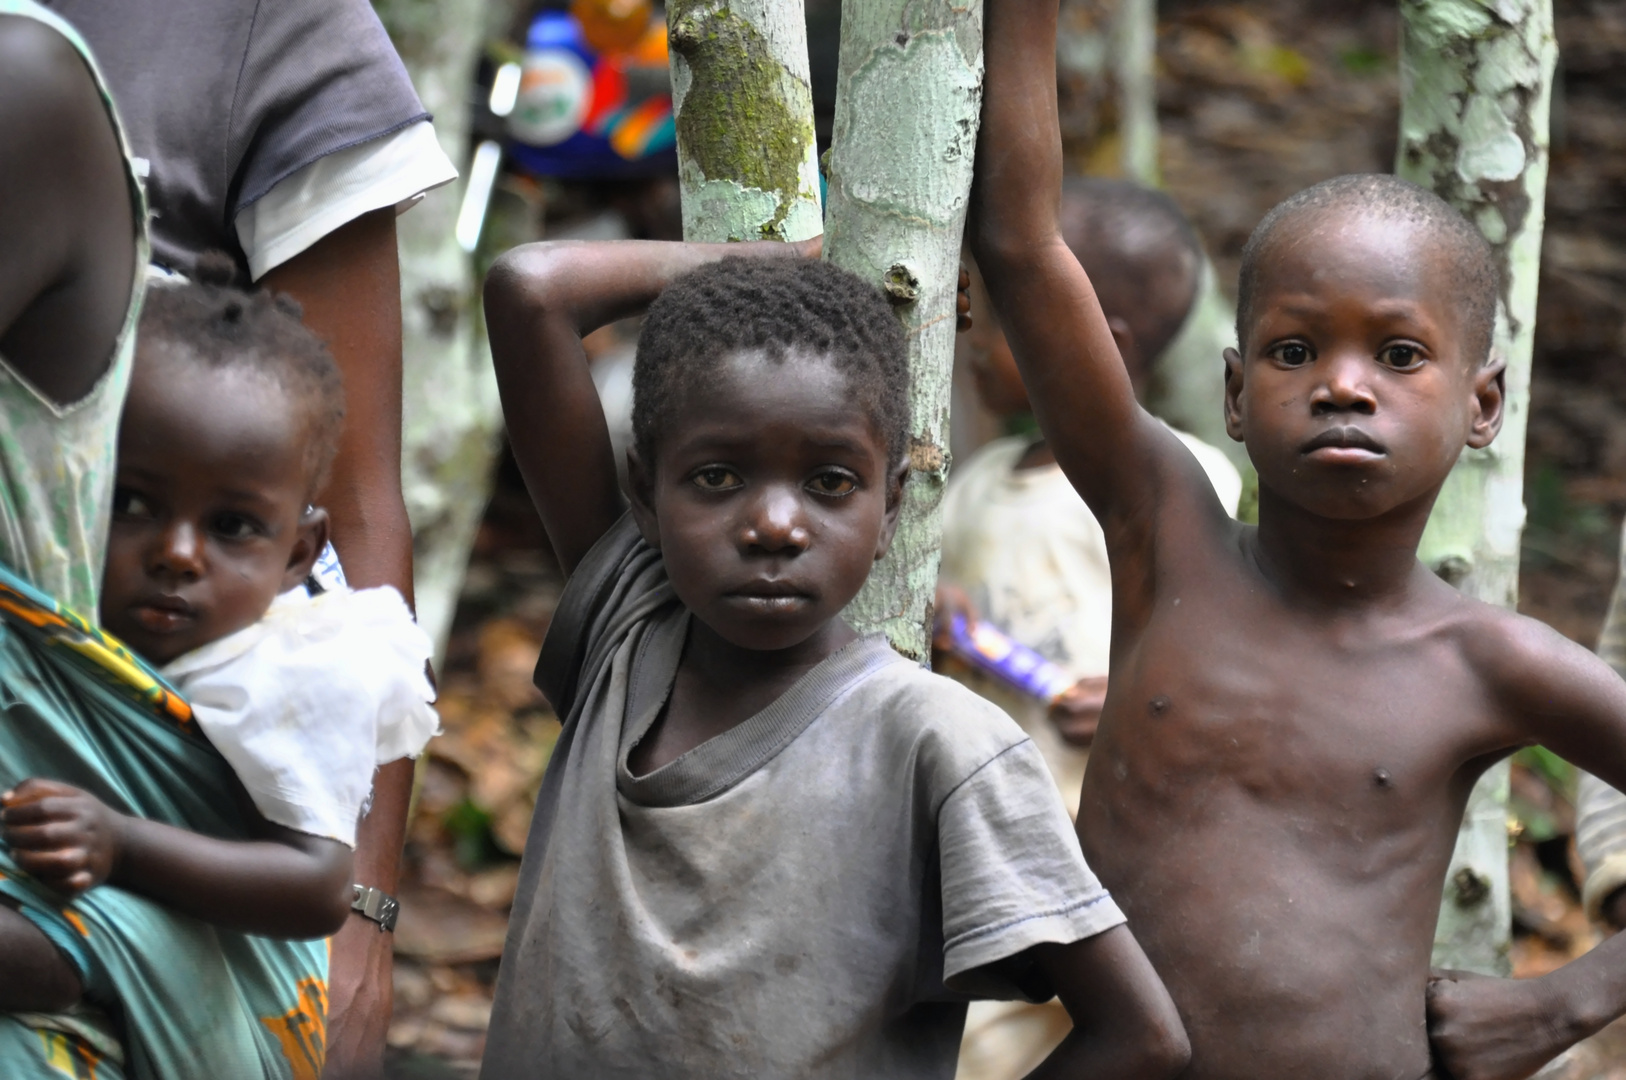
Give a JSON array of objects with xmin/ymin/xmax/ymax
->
[
  {"xmin": 632, "ymin": 257, "xmax": 911, "ymax": 471},
  {"xmin": 138, "ymin": 253, "xmax": 345, "ymax": 496}
]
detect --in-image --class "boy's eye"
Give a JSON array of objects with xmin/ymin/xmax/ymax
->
[
  {"xmin": 112, "ymin": 489, "xmax": 154, "ymax": 519},
  {"xmin": 807, "ymin": 470, "xmax": 858, "ymax": 497},
  {"xmin": 1270, "ymin": 342, "xmax": 1313, "ymax": 367},
  {"xmin": 211, "ymin": 513, "xmax": 265, "ymax": 541},
  {"xmin": 1378, "ymin": 344, "xmax": 1424, "ymax": 369},
  {"xmin": 691, "ymin": 467, "xmax": 743, "ymax": 491}
]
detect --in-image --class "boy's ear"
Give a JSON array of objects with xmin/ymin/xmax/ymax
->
[
  {"xmin": 1465, "ymin": 355, "xmax": 1506, "ymax": 450},
  {"xmin": 625, "ymin": 447, "xmax": 661, "ymax": 549},
  {"xmin": 873, "ymin": 459, "xmax": 911, "ymax": 562},
  {"xmin": 1222, "ymin": 347, "xmax": 1246, "ymax": 443},
  {"xmin": 281, "ymin": 507, "xmax": 329, "ymax": 593}
]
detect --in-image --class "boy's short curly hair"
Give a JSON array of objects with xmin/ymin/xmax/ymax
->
[
  {"xmin": 632, "ymin": 257, "xmax": 911, "ymax": 472},
  {"xmin": 139, "ymin": 254, "xmax": 346, "ymax": 497},
  {"xmin": 1236, "ymin": 174, "xmax": 1501, "ymax": 366}
]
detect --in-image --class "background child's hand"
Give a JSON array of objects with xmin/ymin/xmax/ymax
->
[
  {"xmin": 957, "ymin": 265, "xmax": 973, "ymax": 333},
  {"xmin": 1427, "ymin": 968, "xmax": 1578, "ymax": 1080},
  {"xmin": 932, "ymin": 583, "xmax": 979, "ymax": 654},
  {"xmin": 1, "ymin": 779, "xmax": 124, "ymax": 897},
  {"xmin": 1049, "ymin": 676, "xmax": 1108, "ymax": 747}
]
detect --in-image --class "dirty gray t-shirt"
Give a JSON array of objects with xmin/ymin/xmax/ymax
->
[{"xmin": 482, "ymin": 515, "xmax": 1125, "ymax": 1080}]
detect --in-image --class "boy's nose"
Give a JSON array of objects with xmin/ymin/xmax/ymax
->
[
  {"xmin": 741, "ymin": 488, "xmax": 811, "ymax": 553},
  {"xmin": 1310, "ymin": 353, "xmax": 1377, "ymax": 415},
  {"xmin": 152, "ymin": 522, "xmax": 204, "ymax": 579}
]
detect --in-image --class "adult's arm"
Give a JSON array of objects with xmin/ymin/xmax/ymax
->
[
  {"xmin": 482, "ymin": 237, "xmax": 816, "ymax": 576},
  {"xmin": 261, "ymin": 207, "xmax": 413, "ymax": 1078},
  {"xmin": 0, "ymin": 15, "xmax": 135, "ymax": 404}
]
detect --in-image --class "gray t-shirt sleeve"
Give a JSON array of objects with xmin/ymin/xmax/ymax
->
[
  {"xmin": 938, "ymin": 738, "xmax": 1125, "ymax": 1000},
  {"xmin": 230, "ymin": 0, "xmax": 429, "ymax": 214}
]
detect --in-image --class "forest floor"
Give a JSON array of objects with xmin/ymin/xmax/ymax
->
[{"xmin": 382, "ymin": 2, "xmax": 1626, "ymax": 1076}]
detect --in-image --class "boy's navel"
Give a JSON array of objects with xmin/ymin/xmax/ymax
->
[
  {"xmin": 1148, "ymin": 695, "xmax": 1172, "ymax": 717},
  {"xmin": 1373, "ymin": 767, "xmax": 1394, "ymax": 788}
]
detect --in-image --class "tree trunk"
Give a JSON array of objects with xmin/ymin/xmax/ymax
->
[
  {"xmin": 823, "ymin": 0, "xmax": 985, "ymax": 658},
  {"xmin": 1055, "ymin": 0, "xmax": 1156, "ymax": 185},
  {"xmin": 1394, "ymin": 0, "xmax": 1557, "ymax": 976},
  {"xmin": 375, "ymin": 0, "xmax": 506, "ymax": 659},
  {"xmin": 1111, "ymin": 0, "xmax": 1158, "ymax": 187},
  {"xmin": 666, "ymin": 0, "xmax": 823, "ymax": 242}
]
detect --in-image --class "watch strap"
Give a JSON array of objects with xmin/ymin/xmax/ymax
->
[{"xmin": 350, "ymin": 884, "xmax": 399, "ymax": 933}]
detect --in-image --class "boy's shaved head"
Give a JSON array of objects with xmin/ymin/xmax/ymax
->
[
  {"xmin": 1059, "ymin": 178, "xmax": 1203, "ymax": 371},
  {"xmin": 1237, "ymin": 174, "xmax": 1500, "ymax": 365}
]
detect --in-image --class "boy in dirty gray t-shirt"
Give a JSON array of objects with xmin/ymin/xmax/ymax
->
[{"xmin": 480, "ymin": 242, "xmax": 1187, "ymax": 1080}]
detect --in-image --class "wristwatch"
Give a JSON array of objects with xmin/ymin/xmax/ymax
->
[{"xmin": 350, "ymin": 885, "xmax": 400, "ymax": 933}]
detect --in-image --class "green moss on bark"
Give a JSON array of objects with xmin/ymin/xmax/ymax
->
[{"xmin": 669, "ymin": 4, "xmax": 815, "ymax": 235}]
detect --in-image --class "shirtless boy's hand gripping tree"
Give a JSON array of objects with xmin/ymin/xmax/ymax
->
[{"xmin": 971, "ymin": 2, "xmax": 1626, "ymax": 1078}]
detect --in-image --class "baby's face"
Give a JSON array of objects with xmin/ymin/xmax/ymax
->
[
  {"xmin": 1224, "ymin": 212, "xmax": 1501, "ymax": 522},
  {"xmin": 100, "ymin": 351, "xmax": 325, "ymax": 665},
  {"xmin": 630, "ymin": 348, "xmax": 902, "ymax": 653}
]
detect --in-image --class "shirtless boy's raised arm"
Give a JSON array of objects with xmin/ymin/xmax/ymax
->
[
  {"xmin": 484, "ymin": 239, "xmax": 815, "ymax": 575},
  {"xmin": 967, "ymin": 0, "xmax": 1202, "ymax": 539}
]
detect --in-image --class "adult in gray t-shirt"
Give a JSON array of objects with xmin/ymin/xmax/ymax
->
[{"xmin": 483, "ymin": 514, "xmax": 1126, "ymax": 1079}]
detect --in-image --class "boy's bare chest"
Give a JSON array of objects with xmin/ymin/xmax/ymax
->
[{"xmin": 1093, "ymin": 586, "xmax": 1494, "ymax": 817}]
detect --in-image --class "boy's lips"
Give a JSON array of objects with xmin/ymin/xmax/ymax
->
[
  {"xmin": 1302, "ymin": 426, "xmax": 1386, "ymax": 464},
  {"xmin": 726, "ymin": 580, "xmax": 813, "ymax": 612}
]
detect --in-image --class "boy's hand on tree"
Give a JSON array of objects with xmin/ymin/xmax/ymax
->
[
  {"xmin": 1049, "ymin": 676, "xmax": 1108, "ymax": 747},
  {"xmin": 1427, "ymin": 968, "xmax": 1579, "ymax": 1080},
  {"xmin": 1, "ymin": 778, "xmax": 124, "ymax": 897}
]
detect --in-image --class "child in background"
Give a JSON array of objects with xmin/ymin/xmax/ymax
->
[
  {"xmin": 944, "ymin": 180, "xmax": 1240, "ymax": 1080},
  {"xmin": 942, "ymin": 178, "xmax": 1241, "ymax": 803},
  {"xmin": 0, "ymin": 263, "xmax": 438, "ymax": 1077},
  {"xmin": 969, "ymin": 0, "xmax": 1626, "ymax": 1076},
  {"xmin": 479, "ymin": 239, "xmax": 1187, "ymax": 1079}
]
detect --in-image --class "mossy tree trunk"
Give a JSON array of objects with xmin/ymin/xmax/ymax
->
[
  {"xmin": 1395, "ymin": 0, "xmax": 1557, "ymax": 976},
  {"xmin": 823, "ymin": 0, "xmax": 985, "ymax": 659},
  {"xmin": 666, "ymin": 0, "xmax": 823, "ymax": 242},
  {"xmin": 375, "ymin": 0, "xmax": 506, "ymax": 658}
]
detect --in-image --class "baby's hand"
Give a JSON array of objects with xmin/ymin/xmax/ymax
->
[
  {"xmin": 1049, "ymin": 676, "xmax": 1108, "ymax": 748},
  {"xmin": 1, "ymin": 779, "xmax": 124, "ymax": 897},
  {"xmin": 1427, "ymin": 968, "xmax": 1575, "ymax": 1080}
]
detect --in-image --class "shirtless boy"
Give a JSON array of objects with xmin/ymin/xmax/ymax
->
[
  {"xmin": 478, "ymin": 240, "xmax": 1186, "ymax": 1078},
  {"xmin": 970, "ymin": 2, "xmax": 1626, "ymax": 1078}
]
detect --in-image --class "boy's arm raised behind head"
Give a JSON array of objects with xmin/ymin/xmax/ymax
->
[
  {"xmin": 967, "ymin": 0, "xmax": 1192, "ymax": 531},
  {"xmin": 484, "ymin": 238, "xmax": 815, "ymax": 575}
]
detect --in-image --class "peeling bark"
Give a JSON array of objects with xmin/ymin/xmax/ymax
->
[
  {"xmin": 823, "ymin": 0, "xmax": 985, "ymax": 659},
  {"xmin": 1394, "ymin": 0, "xmax": 1557, "ymax": 976},
  {"xmin": 667, "ymin": 0, "xmax": 822, "ymax": 241}
]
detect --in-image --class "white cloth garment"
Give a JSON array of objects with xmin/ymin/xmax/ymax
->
[
  {"xmin": 161, "ymin": 585, "xmax": 440, "ymax": 846},
  {"xmin": 235, "ymin": 121, "xmax": 457, "ymax": 281}
]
